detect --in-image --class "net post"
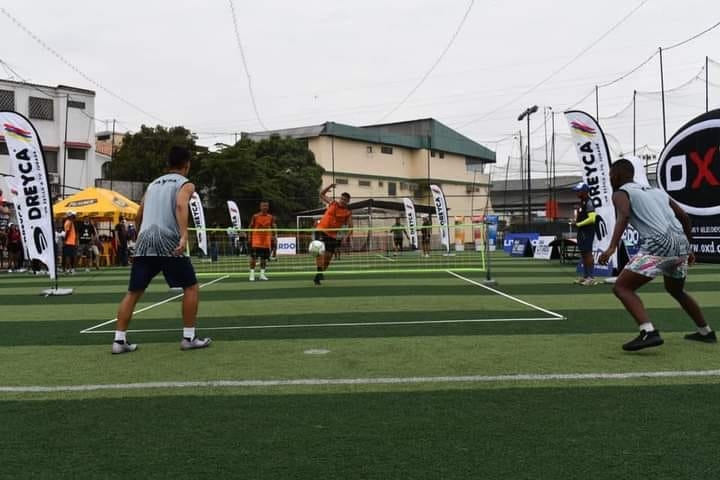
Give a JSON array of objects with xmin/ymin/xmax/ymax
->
[{"xmin": 482, "ymin": 219, "xmax": 497, "ymax": 286}]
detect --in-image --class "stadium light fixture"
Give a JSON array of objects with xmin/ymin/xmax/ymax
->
[{"xmin": 518, "ymin": 105, "xmax": 538, "ymax": 230}]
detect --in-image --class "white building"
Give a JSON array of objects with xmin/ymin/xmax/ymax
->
[{"xmin": 0, "ymin": 79, "xmax": 99, "ymax": 200}]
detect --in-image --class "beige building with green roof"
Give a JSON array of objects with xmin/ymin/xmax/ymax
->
[{"xmin": 244, "ymin": 118, "xmax": 496, "ymax": 220}]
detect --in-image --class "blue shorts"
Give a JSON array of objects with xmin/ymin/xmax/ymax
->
[
  {"xmin": 128, "ymin": 256, "xmax": 197, "ymax": 292},
  {"xmin": 576, "ymin": 229, "xmax": 594, "ymax": 254}
]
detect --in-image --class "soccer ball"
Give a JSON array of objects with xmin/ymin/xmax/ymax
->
[{"xmin": 308, "ymin": 240, "xmax": 326, "ymax": 257}]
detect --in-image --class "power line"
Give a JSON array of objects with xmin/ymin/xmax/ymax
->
[
  {"xmin": 664, "ymin": 19, "xmax": 720, "ymax": 50},
  {"xmin": 376, "ymin": 0, "xmax": 475, "ymax": 123},
  {"xmin": 227, "ymin": 0, "xmax": 267, "ymax": 131},
  {"xmin": 459, "ymin": 0, "xmax": 649, "ymax": 128},
  {"xmin": 0, "ymin": 7, "xmax": 167, "ymax": 125}
]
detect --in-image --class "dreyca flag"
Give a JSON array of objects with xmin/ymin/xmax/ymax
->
[
  {"xmin": 189, "ymin": 192, "xmax": 207, "ymax": 256},
  {"xmin": 430, "ymin": 184, "xmax": 450, "ymax": 252},
  {"xmin": 402, "ymin": 197, "xmax": 418, "ymax": 250},
  {"xmin": 227, "ymin": 200, "xmax": 242, "ymax": 230},
  {"xmin": 0, "ymin": 111, "xmax": 56, "ymax": 279},
  {"xmin": 564, "ymin": 110, "xmax": 617, "ymax": 273}
]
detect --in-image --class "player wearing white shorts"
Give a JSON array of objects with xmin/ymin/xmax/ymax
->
[{"xmin": 599, "ymin": 159, "xmax": 715, "ymax": 351}]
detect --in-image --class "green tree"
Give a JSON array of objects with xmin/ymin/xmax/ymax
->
[
  {"xmin": 196, "ymin": 135, "xmax": 324, "ymax": 226},
  {"xmin": 110, "ymin": 125, "xmax": 197, "ymax": 182}
]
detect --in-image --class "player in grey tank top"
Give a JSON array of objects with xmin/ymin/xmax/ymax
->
[
  {"xmin": 134, "ymin": 172, "xmax": 188, "ymax": 257},
  {"xmin": 110, "ymin": 146, "xmax": 211, "ymax": 354},
  {"xmin": 598, "ymin": 159, "xmax": 714, "ymax": 351}
]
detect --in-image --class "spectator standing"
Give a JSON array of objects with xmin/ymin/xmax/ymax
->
[{"xmin": 115, "ymin": 216, "xmax": 129, "ymax": 266}]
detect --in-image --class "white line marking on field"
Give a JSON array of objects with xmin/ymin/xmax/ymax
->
[
  {"xmin": 4, "ymin": 369, "xmax": 720, "ymax": 393},
  {"xmin": 80, "ymin": 275, "xmax": 230, "ymax": 334},
  {"xmin": 375, "ymin": 253, "xmax": 396, "ymax": 262},
  {"xmin": 80, "ymin": 316, "xmax": 565, "ymax": 334},
  {"xmin": 446, "ymin": 270, "xmax": 565, "ymax": 319}
]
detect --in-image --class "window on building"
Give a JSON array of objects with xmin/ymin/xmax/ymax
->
[
  {"xmin": 67, "ymin": 148, "xmax": 86, "ymax": 160},
  {"xmin": 388, "ymin": 182, "xmax": 397, "ymax": 196},
  {"xmin": 336, "ymin": 178, "xmax": 349, "ymax": 185},
  {"xmin": 439, "ymin": 152, "xmax": 445, "ymax": 158},
  {"xmin": 358, "ymin": 180, "xmax": 371, "ymax": 187},
  {"xmin": 366, "ymin": 146, "xmax": 373, "ymax": 153},
  {"xmin": 0, "ymin": 142, "xmax": 8, "ymax": 155},
  {"xmin": 430, "ymin": 151, "xmax": 436, "ymax": 158},
  {"xmin": 378, "ymin": 181, "xmax": 384, "ymax": 187},
  {"xmin": 0, "ymin": 90, "xmax": 14, "ymax": 111},
  {"xmin": 101, "ymin": 161, "xmax": 112, "ymax": 179},
  {"xmin": 381, "ymin": 146, "xmax": 393, "ymax": 155},
  {"xmin": 44, "ymin": 151, "xmax": 58, "ymax": 173},
  {"xmin": 400, "ymin": 182, "xmax": 408, "ymax": 190},
  {"xmin": 67, "ymin": 100, "xmax": 86, "ymax": 109},
  {"xmin": 29, "ymin": 97, "xmax": 54, "ymax": 120}
]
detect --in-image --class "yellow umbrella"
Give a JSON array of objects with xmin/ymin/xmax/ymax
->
[{"xmin": 54, "ymin": 187, "xmax": 139, "ymax": 224}]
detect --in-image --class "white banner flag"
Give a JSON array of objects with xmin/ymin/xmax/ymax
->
[
  {"xmin": 564, "ymin": 110, "xmax": 617, "ymax": 271},
  {"xmin": 189, "ymin": 192, "xmax": 207, "ymax": 255},
  {"xmin": 0, "ymin": 112, "xmax": 56, "ymax": 279},
  {"xmin": 227, "ymin": 200, "xmax": 242, "ymax": 230},
  {"xmin": 430, "ymin": 184, "xmax": 450, "ymax": 252},
  {"xmin": 402, "ymin": 197, "xmax": 418, "ymax": 250}
]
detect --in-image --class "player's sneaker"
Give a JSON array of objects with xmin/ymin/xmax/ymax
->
[
  {"xmin": 581, "ymin": 277, "xmax": 599, "ymax": 286},
  {"xmin": 111, "ymin": 340, "xmax": 138, "ymax": 354},
  {"xmin": 180, "ymin": 337, "xmax": 212, "ymax": 350},
  {"xmin": 622, "ymin": 329, "xmax": 664, "ymax": 351},
  {"xmin": 684, "ymin": 330, "xmax": 717, "ymax": 343},
  {"xmin": 574, "ymin": 277, "xmax": 585, "ymax": 284},
  {"xmin": 259, "ymin": 273, "xmax": 268, "ymax": 281}
]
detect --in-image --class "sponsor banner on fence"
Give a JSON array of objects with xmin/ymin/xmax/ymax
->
[
  {"xmin": 275, "ymin": 236, "xmax": 297, "ymax": 255},
  {"xmin": 227, "ymin": 200, "xmax": 242, "ymax": 230},
  {"xmin": 533, "ymin": 235, "xmax": 556, "ymax": 260},
  {"xmin": 503, "ymin": 232, "xmax": 540, "ymax": 253}
]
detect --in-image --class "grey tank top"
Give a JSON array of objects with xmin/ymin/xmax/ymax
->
[
  {"xmin": 619, "ymin": 182, "xmax": 689, "ymax": 257},
  {"xmin": 134, "ymin": 173, "xmax": 188, "ymax": 256}
]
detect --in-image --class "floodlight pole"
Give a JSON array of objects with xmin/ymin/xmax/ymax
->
[{"xmin": 517, "ymin": 105, "xmax": 538, "ymax": 231}]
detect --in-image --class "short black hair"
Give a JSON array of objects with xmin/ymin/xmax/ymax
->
[
  {"xmin": 341, "ymin": 192, "xmax": 351, "ymax": 200},
  {"xmin": 168, "ymin": 146, "xmax": 191, "ymax": 168},
  {"xmin": 612, "ymin": 158, "xmax": 635, "ymax": 178}
]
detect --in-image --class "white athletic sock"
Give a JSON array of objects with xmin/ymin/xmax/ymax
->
[
  {"xmin": 639, "ymin": 322, "xmax": 655, "ymax": 332},
  {"xmin": 698, "ymin": 325, "xmax": 712, "ymax": 335},
  {"xmin": 114, "ymin": 330, "xmax": 127, "ymax": 342},
  {"xmin": 260, "ymin": 269, "xmax": 265, "ymax": 274},
  {"xmin": 183, "ymin": 327, "xmax": 195, "ymax": 340}
]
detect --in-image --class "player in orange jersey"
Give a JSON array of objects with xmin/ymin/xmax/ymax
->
[
  {"xmin": 248, "ymin": 200, "xmax": 277, "ymax": 281},
  {"xmin": 313, "ymin": 184, "xmax": 352, "ymax": 285}
]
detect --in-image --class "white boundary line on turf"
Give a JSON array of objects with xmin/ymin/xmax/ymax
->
[
  {"xmin": 79, "ymin": 275, "xmax": 230, "ymax": 334},
  {"xmin": 3, "ymin": 369, "xmax": 720, "ymax": 393},
  {"xmin": 375, "ymin": 253, "xmax": 396, "ymax": 262},
  {"xmin": 446, "ymin": 270, "xmax": 565, "ymax": 319},
  {"xmin": 80, "ymin": 316, "xmax": 564, "ymax": 334}
]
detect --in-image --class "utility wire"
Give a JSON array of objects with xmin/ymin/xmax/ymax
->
[
  {"xmin": 376, "ymin": 0, "xmax": 475, "ymax": 123},
  {"xmin": 228, "ymin": 0, "xmax": 267, "ymax": 131},
  {"xmin": 664, "ymin": 19, "xmax": 720, "ymax": 50},
  {"xmin": 0, "ymin": 7, "xmax": 167, "ymax": 125},
  {"xmin": 459, "ymin": 0, "xmax": 649, "ymax": 128}
]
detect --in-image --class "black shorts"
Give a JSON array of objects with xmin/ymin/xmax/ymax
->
[
  {"xmin": 128, "ymin": 256, "xmax": 197, "ymax": 292},
  {"xmin": 251, "ymin": 247, "xmax": 271, "ymax": 259},
  {"xmin": 393, "ymin": 237, "xmax": 404, "ymax": 248},
  {"xmin": 62, "ymin": 245, "xmax": 77, "ymax": 258},
  {"xmin": 317, "ymin": 231, "xmax": 341, "ymax": 253}
]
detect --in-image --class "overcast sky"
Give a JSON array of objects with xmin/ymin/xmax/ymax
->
[{"xmin": 2, "ymin": 0, "xmax": 720, "ymax": 179}]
